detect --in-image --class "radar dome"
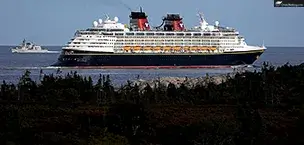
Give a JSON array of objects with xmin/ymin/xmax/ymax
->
[
  {"xmin": 93, "ymin": 21, "xmax": 98, "ymax": 27},
  {"xmin": 114, "ymin": 17, "xmax": 119, "ymax": 22},
  {"xmin": 215, "ymin": 21, "xmax": 219, "ymax": 26},
  {"xmin": 98, "ymin": 19, "xmax": 103, "ymax": 24}
]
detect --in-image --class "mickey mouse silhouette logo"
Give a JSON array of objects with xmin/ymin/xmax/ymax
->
[
  {"xmin": 179, "ymin": 23, "xmax": 184, "ymax": 28},
  {"xmin": 145, "ymin": 22, "xmax": 149, "ymax": 28}
]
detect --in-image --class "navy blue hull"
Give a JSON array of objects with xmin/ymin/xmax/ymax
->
[{"xmin": 52, "ymin": 51, "xmax": 264, "ymax": 68}]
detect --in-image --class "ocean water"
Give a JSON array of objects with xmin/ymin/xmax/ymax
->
[{"xmin": 0, "ymin": 46, "xmax": 303, "ymax": 86}]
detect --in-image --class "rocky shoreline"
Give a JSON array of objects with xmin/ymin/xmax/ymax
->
[
  {"xmin": 130, "ymin": 67, "xmax": 250, "ymax": 90},
  {"xmin": 131, "ymin": 73, "xmax": 234, "ymax": 90}
]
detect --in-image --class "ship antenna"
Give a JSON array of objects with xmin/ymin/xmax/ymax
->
[
  {"xmin": 105, "ymin": 14, "xmax": 110, "ymax": 20},
  {"xmin": 262, "ymin": 40, "xmax": 265, "ymax": 47},
  {"xmin": 118, "ymin": 0, "xmax": 132, "ymax": 12},
  {"xmin": 198, "ymin": 12, "xmax": 205, "ymax": 23},
  {"xmin": 140, "ymin": 6, "xmax": 143, "ymax": 12}
]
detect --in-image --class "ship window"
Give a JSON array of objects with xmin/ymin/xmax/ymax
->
[
  {"xmin": 146, "ymin": 33, "xmax": 154, "ymax": 35},
  {"xmin": 185, "ymin": 33, "xmax": 191, "ymax": 36},
  {"xmin": 102, "ymin": 32, "xmax": 113, "ymax": 35},
  {"xmin": 193, "ymin": 33, "xmax": 201, "ymax": 36},
  {"xmin": 90, "ymin": 29, "xmax": 99, "ymax": 31},
  {"xmin": 115, "ymin": 33, "xmax": 124, "ymax": 35},
  {"xmin": 136, "ymin": 33, "xmax": 145, "ymax": 35},
  {"xmin": 156, "ymin": 33, "xmax": 164, "ymax": 35},
  {"xmin": 176, "ymin": 33, "xmax": 184, "ymax": 36},
  {"xmin": 166, "ymin": 33, "xmax": 174, "ymax": 36},
  {"xmin": 126, "ymin": 33, "xmax": 134, "ymax": 35}
]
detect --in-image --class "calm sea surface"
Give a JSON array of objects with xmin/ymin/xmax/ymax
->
[{"xmin": 0, "ymin": 46, "xmax": 303, "ymax": 85}]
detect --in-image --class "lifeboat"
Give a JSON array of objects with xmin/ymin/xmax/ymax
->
[
  {"xmin": 153, "ymin": 46, "xmax": 161, "ymax": 51},
  {"xmin": 174, "ymin": 46, "xmax": 181, "ymax": 51},
  {"xmin": 133, "ymin": 46, "xmax": 141, "ymax": 51},
  {"xmin": 123, "ymin": 46, "xmax": 131, "ymax": 51},
  {"xmin": 164, "ymin": 46, "xmax": 171, "ymax": 51},
  {"xmin": 200, "ymin": 46, "xmax": 208, "ymax": 51},
  {"xmin": 183, "ymin": 46, "xmax": 190, "ymax": 51},
  {"xmin": 144, "ymin": 46, "xmax": 151, "ymax": 51},
  {"xmin": 200, "ymin": 47, "xmax": 208, "ymax": 51},
  {"xmin": 190, "ymin": 46, "xmax": 198, "ymax": 51},
  {"xmin": 208, "ymin": 47, "xmax": 217, "ymax": 51}
]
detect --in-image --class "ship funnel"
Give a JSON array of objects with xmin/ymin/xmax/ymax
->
[
  {"xmin": 163, "ymin": 14, "xmax": 185, "ymax": 31},
  {"xmin": 129, "ymin": 7, "xmax": 150, "ymax": 31}
]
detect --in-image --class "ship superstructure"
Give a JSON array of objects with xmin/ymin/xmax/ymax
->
[{"xmin": 53, "ymin": 8, "xmax": 266, "ymax": 68}]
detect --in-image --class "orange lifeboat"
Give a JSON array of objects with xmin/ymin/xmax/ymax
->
[
  {"xmin": 133, "ymin": 46, "xmax": 141, "ymax": 51},
  {"xmin": 190, "ymin": 46, "xmax": 198, "ymax": 51},
  {"xmin": 201, "ymin": 47, "xmax": 208, "ymax": 51},
  {"xmin": 123, "ymin": 46, "xmax": 131, "ymax": 51},
  {"xmin": 208, "ymin": 47, "xmax": 217, "ymax": 51},
  {"xmin": 174, "ymin": 46, "xmax": 181, "ymax": 51},
  {"xmin": 153, "ymin": 46, "xmax": 161, "ymax": 51},
  {"xmin": 183, "ymin": 46, "xmax": 190, "ymax": 51},
  {"xmin": 144, "ymin": 46, "xmax": 151, "ymax": 51},
  {"xmin": 164, "ymin": 46, "xmax": 171, "ymax": 51}
]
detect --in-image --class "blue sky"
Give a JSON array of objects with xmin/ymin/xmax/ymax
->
[{"xmin": 0, "ymin": 0, "xmax": 303, "ymax": 46}]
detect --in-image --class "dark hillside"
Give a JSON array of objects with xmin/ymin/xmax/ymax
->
[{"xmin": 1, "ymin": 63, "xmax": 304, "ymax": 145}]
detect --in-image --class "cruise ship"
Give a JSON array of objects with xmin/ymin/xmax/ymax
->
[{"xmin": 52, "ymin": 8, "xmax": 266, "ymax": 69}]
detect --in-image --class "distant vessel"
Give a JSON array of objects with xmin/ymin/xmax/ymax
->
[
  {"xmin": 53, "ymin": 8, "xmax": 266, "ymax": 69},
  {"xmin": 11, "ymin": 39, "xmax": 59, "ymax": 54}
]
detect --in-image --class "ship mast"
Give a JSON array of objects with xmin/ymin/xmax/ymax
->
[
  {"xmin": 198, "ymin": 12, "xmax": 204, "ymax": 23},
  {"xmin": 197, "ymin": 12, "xmax": 208, "ymax": 30}
]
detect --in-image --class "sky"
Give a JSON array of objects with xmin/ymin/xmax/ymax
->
[{"xmin": 0, "ymin": 0, "xmax": 303, "ymax": 46}]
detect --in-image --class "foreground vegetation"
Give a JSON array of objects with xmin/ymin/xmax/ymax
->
[{"xmin": 1, "ymin": 62, "xmax": 304, "ymax": 145}]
